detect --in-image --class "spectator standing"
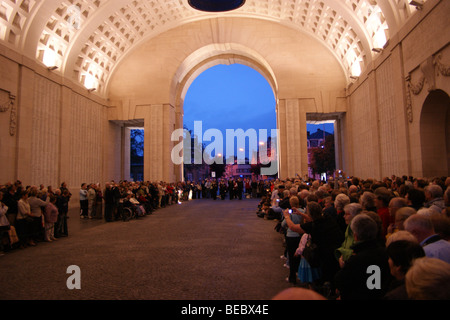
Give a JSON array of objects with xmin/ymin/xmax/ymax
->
[
  {"xmin": 27, "ymin": 188, "xmax": 48, "ymax": 242},
  {"xmin": 16, "ymin": 191, "xmax": 35, "ymax": 247},
  {"xmin": 0, "ymin": 191, "xmax": 11, "ymax": 253},
  {"xmin": 43, "ymin": 195, "xmax": 58, "ymax": 242},
  {"xmin": 283, "ymin": 201, "xmax": 344, "ymax": 292},
  {"xmin": 424, "ymin": 185, "xmax": 446, "ymax": 214},
  {"xmin": 406, "ymin": 188, "xmax": 426, "ymax": 211},
  {"xmin": 295, "ymin": 229, "xmax": 321, "ymax": 287},
  {"xmin": 55, "ymin": 189, "xmax": 70, "ymax": 237},
  {"xmin": 103, "ymin": 183, "xmax": 115, "ymax": 222},
  {"xmin": 404, "ymin": 214, "xmax": 450, "ymax": 263},
  {"xmin": 95, "ymin": 184, "xmax": 103, "ymax": 219},
  {"xmin": 334, "ymin": 214, "xmax": 392, "ymax": 300},
  {"xmin": 281, "ymin": 197, "xmax": 303, "ymax": 284},
  {"xmin": 335, "ymin": 203, "xmax": 363, "ymax": 266},
  {"xmin": 384, "ymin": 239, "xmax": 425, "ymax": 300},
  {"xmin": 79, "ymin": 183, "xmax": 88, "ymax": 218},
  {"xmin": 405, "ymin": 257, "xmax": 450, "ymax": 300},
  {"xmin": 2, "ymin": 185, "xmax": 18, "ymax": 226},
  {"xmin": 87, "ymin": 184, "xmax": 96, "ymax": 219},
  {"xmin": 375, "ymin": 187, "xmax": 392, "ymax": 237}
]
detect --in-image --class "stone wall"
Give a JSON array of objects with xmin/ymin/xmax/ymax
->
[
  {"xmin": 0, "ymin": 48, "xmax": 122, "ymax": 194},
  {"xmin": 345, "ymin": 0, "xmax": 450, "ymax": 179}
]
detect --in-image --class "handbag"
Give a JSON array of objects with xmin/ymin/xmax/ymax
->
[
  {"xmin": 8, "ymin": 226, "xmax": 19, "ymax": 244},
  {"xmin": 302, "ymin": 234, "xmax": 320, "ymax": 268}
]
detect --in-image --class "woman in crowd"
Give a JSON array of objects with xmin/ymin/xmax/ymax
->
[
  {"xmin": 281, "ymin": 196, "xmax": 304, "ymax": 284},
  {"xmin": 335, "ymin": 203, "xmax": 363, "ymax": 267},
  {"xmin": 283, "ymin": 201, "xmax": 344, "ymax": 292},
  {"xmin": 384, "ymin": 240, "xmax": 425, "ymax": 300},
  {"xmin": 16, "ymin": 191, "xmax": 35, "ymax": 247}
]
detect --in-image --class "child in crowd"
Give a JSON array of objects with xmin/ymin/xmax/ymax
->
[{"xmin": 296, "ymin": 232, "xmax": 321, "ymax": 287}]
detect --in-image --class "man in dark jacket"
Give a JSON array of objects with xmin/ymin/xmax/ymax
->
[
  {"xmin": 103, "ymin": 183, "xmax": 115, "ymax": 222},
  {"xmin": 334, "ymin": 214, "xmax": 392, "ymax": 300}
]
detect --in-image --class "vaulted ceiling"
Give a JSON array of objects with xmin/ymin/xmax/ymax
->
[{"xmin": 0, "ymin": 0, "xmax": 424, "ymax": 95}]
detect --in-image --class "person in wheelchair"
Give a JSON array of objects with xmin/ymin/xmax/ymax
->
[
  {"xmin": 137, "ymin": 193, "xmax": 153, "ymax": 215},
  {"xmin": 123, "ymin": 194, "xmax": 145, "ymax": 217}
]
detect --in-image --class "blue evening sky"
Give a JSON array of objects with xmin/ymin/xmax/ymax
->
[{"xmin": 183, "ymin": 64, "xmax": 334, "ymax": 158}]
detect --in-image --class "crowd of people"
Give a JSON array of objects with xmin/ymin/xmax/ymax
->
[
  {"xmin": 257, "ymin": 173, "xmax": 450, "ymax": 300},
  {"xmin": 2, "ymin": 173, "xmax": 450, "ymax": 300},
  {"xmin": 0, "ymin": 177, "xmax": 264, "ymax": 254},
  {"xmin": 0, "ymin": 181, "xmax": 75, "ymax": 252}
]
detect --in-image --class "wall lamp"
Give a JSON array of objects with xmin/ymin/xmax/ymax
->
[
  {"xmin": 47, "ymin": 66, "xmax": 58, "ymax": 71},
  {"xmin": 372, "ymin": 48, "xmax": 383, "ymax": 53},
  {"xmin": 87, "ymin": 88, "xmax": 96, "ymax": 93},
  {"xmin": 350, "ymin": 76, "xmax": 359, "ymax": 80},
  {"xmin": 409, "ymin": 1, "xmax": 424, "ymax": 10}
]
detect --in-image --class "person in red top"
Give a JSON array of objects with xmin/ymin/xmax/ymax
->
[
  {"xmin": 166, "ymin": 184, "xmax": 174, "ymax": 205},
  {"xmin": 375, "ymin": 187, "xmax": 393, "ymax": 237}
]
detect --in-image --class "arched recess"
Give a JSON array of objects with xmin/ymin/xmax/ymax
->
[
  {"xmin": 169, "ymin": 43, "xmax": 279, "ymax": 180},
  {"xmin": 420, "ymin": 89, "xmax": 450, "ymax": 177},
  {"xmin": 170, "ymin": 43, "xmax": 278, "ymax": 114}
]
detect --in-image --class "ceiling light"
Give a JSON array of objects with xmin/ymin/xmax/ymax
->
[
  {"xmin": 84, "ymin": 74, "xmax": 98, "ymax": 91},
  {"xmin": 188, "ymin": 0, "xmax": 246, "ymax": 12},
  {"xmin": 43, "ymin": 48, "xmax": 59, "ymax": 69}
]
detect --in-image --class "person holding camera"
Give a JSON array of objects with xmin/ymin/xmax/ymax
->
[{"xmin": 281, "ymin": 196, "xmax": 304, "ymax": 284}]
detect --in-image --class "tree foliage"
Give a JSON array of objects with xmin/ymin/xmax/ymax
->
[
  {"xmin": 310, "ymin": 134, "xmax": 335, "ymax": 175},
  {"xmin": 130, "ymin": 129, "xmax": 144, "ymax": 161}
]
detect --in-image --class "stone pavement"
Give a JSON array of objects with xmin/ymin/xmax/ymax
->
[{"xmin": 0, "ymin": 198, "xmax": 291, "ymax": 300}]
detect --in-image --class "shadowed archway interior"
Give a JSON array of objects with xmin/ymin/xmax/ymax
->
[{"xmin": 420, "ymin": 89, "xmax": 450, "ymax": 177}]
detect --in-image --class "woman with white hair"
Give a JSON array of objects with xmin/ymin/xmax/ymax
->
[
  {"xmin": 334, "ymin": 193, "xmax": 351, "ymax": 233},
  {"xmin": 406, "ymin": 257, "xmax": 450, "ymax": 300},
  {"xmin": 334, "ymin": 214, "xmax": 392, "ymax": 300},
  {"xmin": 335, "ymin": 203, "xmax": 363, "ymax": 266}
]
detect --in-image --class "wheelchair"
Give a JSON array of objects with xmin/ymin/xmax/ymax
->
[
  {"xmin": 122, "ymin": 206, "xmax": 136, "ymax": 221},
  {"xmin": 117, "ymin": 203, "xmax": 136, "ymax": 221}
]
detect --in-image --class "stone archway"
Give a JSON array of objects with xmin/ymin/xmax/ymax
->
[
  {"xmin": 420, "ymin": 89, "xmax": 450, "ymax": 177},
  {"xmin": 170, "ymin": 43, "xmax": 280, "ymax": 181},
  {"xmin": 107, "ymin": 17, "xmax": 347, "ymax": 182}
]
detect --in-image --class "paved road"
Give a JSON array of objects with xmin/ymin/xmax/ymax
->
[{"xmin": 0, "ymin": 198, "xmax": 290, "ymax": 300}]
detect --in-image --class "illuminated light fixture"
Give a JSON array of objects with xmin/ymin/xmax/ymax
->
[
  {"xmin": 409, "ymin": 0, "xmax": 424, "ymax": 10},
  {"xmin": 84, "ymin": 74, "xmax": 98, "ymax": 92},
  {"xmin": 188, "ymin": 0, "xmax": 246, "ymax": 12},
  {"xmin": 373, "ymin": 29, "xmax": 387, "ymax": 49},
  {"xmin": 350, "ymin": 61, "xmax": 362, "ymax": 78},
  {"xmin": 43, "ymin": 48, "xmax": 58, "ymax": 70}
]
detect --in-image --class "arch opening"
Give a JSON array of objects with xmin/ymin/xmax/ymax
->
[
  {"xmin": 182, "ymin": 63, "xmax": 278, "ymax": 181},
  {"xmin": 306, "ymin": 112, "xmax": 345, "ymax": 181},
  {"xmin": 171, "ymin": 44, "xmax": 280, "ymax": 181},
  {"xmin": 420, "ymin": 89, "xmax": 450, "ymax": 177}
]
